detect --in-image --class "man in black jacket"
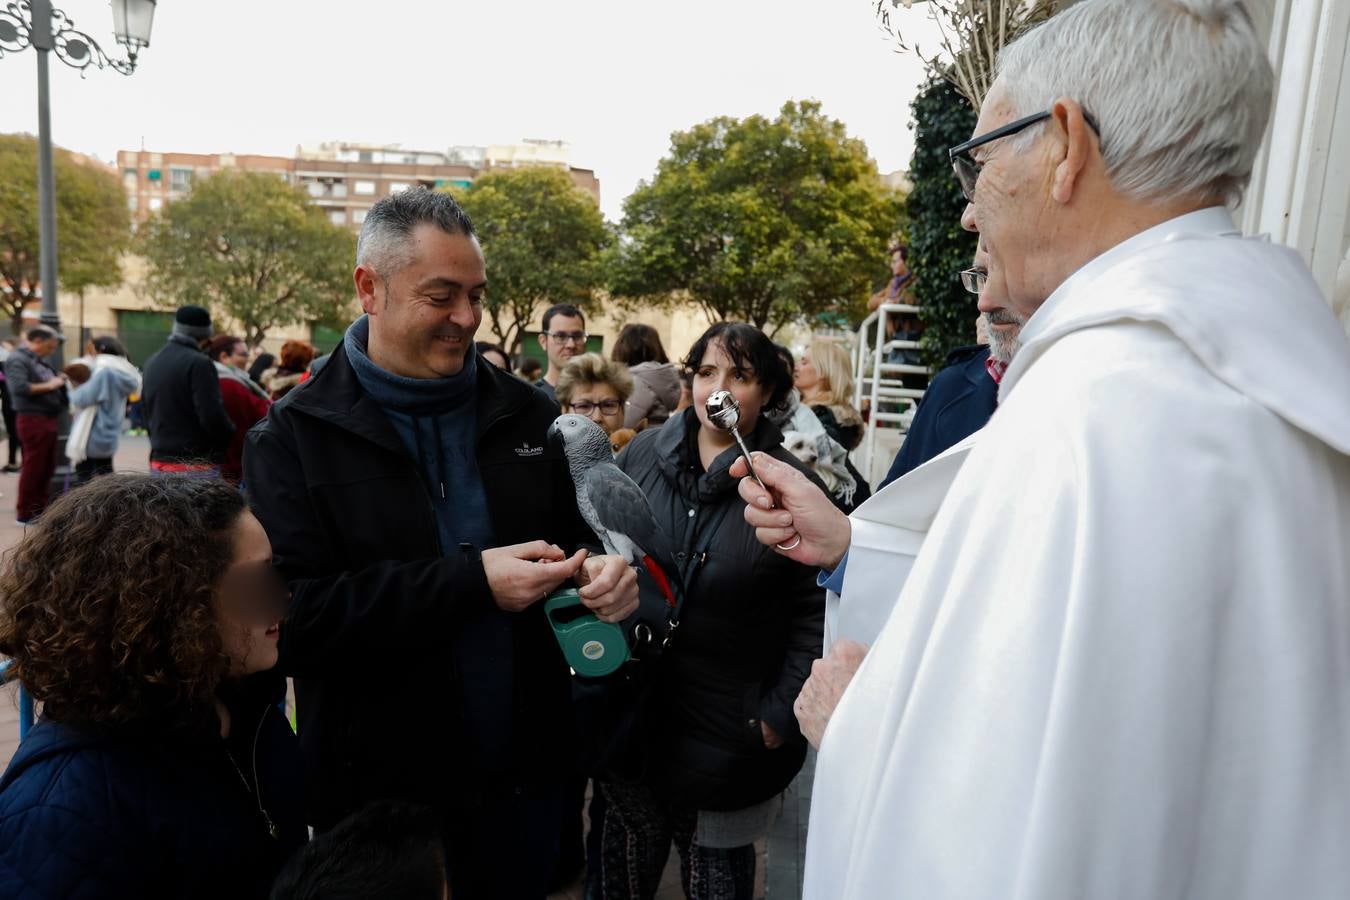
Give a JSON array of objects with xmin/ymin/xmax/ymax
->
[
  {"xmin": 243, "ymin": 188, "xmax": 637, "ymax": 900},
  {"xmin": 141, "ymin": 305, "xmax": 234, "ymax": 475}
]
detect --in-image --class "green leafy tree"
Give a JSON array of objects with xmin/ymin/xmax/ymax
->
[
  {"xmin": 138, "ymin": 170, "xmax": 355, "ymax": 348},
  {"xmin": 445, "ymin": 167, "xmax": 610, "ymax": 354},
  {"xmin": 609, "ymin": 101, "xmax": 902, "ymax": 334},
  {"xmin": 906, "ymin": 78, "xmax": 979, "ymax": 367},
  {"xmin": 0, "ymin": 133, "xmax": 131, "ymax": 332}
]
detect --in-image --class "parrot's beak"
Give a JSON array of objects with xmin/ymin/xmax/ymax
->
[{"xmin": 546, "ymin": 422, "xmax": 562, "ymax": 446}]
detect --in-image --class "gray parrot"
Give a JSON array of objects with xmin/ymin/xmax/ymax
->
[{"xmin": 547, "ymin": 413, "xmax": 680, "ymax": 609}]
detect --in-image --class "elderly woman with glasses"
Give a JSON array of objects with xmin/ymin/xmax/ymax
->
[{"xmin": 556, "ymin": 353, "xmax": 634, "ymax": 438}]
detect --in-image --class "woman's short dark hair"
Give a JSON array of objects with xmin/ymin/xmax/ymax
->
[
  {"xmin": 247, "ymin": 353, "xmax": 275, "ymax": 384},
  {"xmin": 208, "ymin": 334, "xmax": 244, "ymax": 361},
  {"xmin": 682, "ymin": 322, "xmax": 794, "ymax": 413},
  {"xmin": 475, "ymin": 341, "xmax": 510, "ymax": 371},
  {"xmin": 518, "ymin": 356, "xmax": 543, "ymax": 379},
  {"xmin": 269, "ymin": 801, "xmax": 446, "ymax": 900},
  {"xmin": 91, "ymin": 335, "xmax": 127, "ymax": 357},
  {"xmin": 0, "ymin": 474, "xmax": 248, "ymax": 728},
  {"xmin": 611, "ymin": 324, "xmax": 668, "ymax": 366}
]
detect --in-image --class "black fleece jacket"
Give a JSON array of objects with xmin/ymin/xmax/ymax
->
[{"xmin": 243, "ymin": 343, "xmax": 596, "ymax": 829}]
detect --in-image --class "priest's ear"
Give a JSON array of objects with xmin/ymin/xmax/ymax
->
[{"xmin": 1049, "ymin": 97, "xmax": 1097, "ymax": 206}]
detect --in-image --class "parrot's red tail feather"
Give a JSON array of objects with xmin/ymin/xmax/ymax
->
[{"xmin": 642, "ymin": 555, "xmax": 677, "ymax": 608}]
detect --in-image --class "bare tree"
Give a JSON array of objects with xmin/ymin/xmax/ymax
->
[{"xmin": 874, "ymin": 0, "xmax": 1064, "ymax": 106}]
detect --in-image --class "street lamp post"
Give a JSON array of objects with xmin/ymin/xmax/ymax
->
[{"xmin": 0, "ymin": 0, "xmax": 157, "ymax": 364}]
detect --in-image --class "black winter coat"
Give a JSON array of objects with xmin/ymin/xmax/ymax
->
[
  {"xmin": 881, "ymin": 344, "xmax": 997, "ymax": 488},
  {"xmin": 242, "ymin": 343, "xmax": 595, "ymax": 831},
  {"xmin": 142, "ymin": 334, "xmax": 235, "ymax": 463},
  {"xmin": 0, "ymin": 674, "xmax": 305, "ymax": 900},
  {"xmin": 616, "ymin": 411, "xmax": 825, "ymax": 811}
]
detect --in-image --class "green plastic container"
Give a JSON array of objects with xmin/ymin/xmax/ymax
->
[{"xmin": 544, "ymin": 588, "xmax": 630, "ymax": 678}]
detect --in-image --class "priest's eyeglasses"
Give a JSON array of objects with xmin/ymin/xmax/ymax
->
[
  {"xmin": 960, "ymin": 267, "xmax": 986, "ymax": 295},
  {"xmin": 949, "ymin": 110, "xmax": 1101, "ymax": 202}
]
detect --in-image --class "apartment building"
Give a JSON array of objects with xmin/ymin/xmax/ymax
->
[{"xmin": 117, "ymin": 140, "xmax": 601, "ymax": 229}]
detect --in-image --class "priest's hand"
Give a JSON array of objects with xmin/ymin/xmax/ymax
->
[
  {"xmin": 795, "ymin": 639, "xmax": 869, "ymax": 749},
  {"xmin": 732, "ymin": 452, "xmax": 852, "ymax": 569},
  {"xmin": 483, "ymin": 541, "xmax": 586, "ymax": 613},
  {"xmin": 576, "ymin": 553, "xmax": 640, "ymax": 623}
]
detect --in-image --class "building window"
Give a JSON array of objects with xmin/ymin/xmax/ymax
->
[
  {"xmin": 306, "ymin": 181, "xmax": 325, "ymax": 198},
  {"xmin": 330, "ymin": 181, "xmax": 347, "ymax": 198},
  {"xmin": 148, "ymin": 197, "xmax": 163, "ymax": 211},
  {"xmin": 352, "ymin": 208, "xmax": 367, "ymax": 224},
  {"xmin": 354, "ymin": 180, "xmax": 376, "ymax": 196},
  {"xmin": 127, "ymin": 195, "xmax": 138, "ymax": 211},
  {"xmin": 389, "ymin": 182, "xmax": 410, "ymax": 194},
  {"xmin": 328, "ymin": 210, "xmax": 347, "ymax": 227},
  {"xmin": 122, "ymin": 169, "xmax": 137, "ymax": 188},
  {"xmin": 169, "ymin": 167, "xmax": 193, "ymax": 193}
]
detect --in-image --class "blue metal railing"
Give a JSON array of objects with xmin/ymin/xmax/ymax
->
[{"xmin": 0, "ymin": 659, "xmax": 34, "ymax": 740}]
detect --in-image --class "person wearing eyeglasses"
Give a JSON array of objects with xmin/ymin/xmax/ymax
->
[
  {"xmin": 535, "ymin": 303, "xmax": 588, "ymax": 403},
  {"xmin": 556, "ymin": 353, "xmax": 633, "ymax": 439},
  {"xmin": 736, "ymin": 1, "xmax": 1350, "ymax": 897},
  {"xmin": 878, "ymin": 239, "xmax": 1010, "ymax": 488}
]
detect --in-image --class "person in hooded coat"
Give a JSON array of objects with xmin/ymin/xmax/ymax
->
[
  {"xmin": 67, "ymin": 336, "xmax": 141, "ymax": 484},
  {"xmin": 611, "ymin": 324, "xmax": 682, "ymax": 430}
]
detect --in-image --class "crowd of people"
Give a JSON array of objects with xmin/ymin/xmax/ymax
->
[
  {"xmin": 3, "ymin": 1, "xmax": 1350, "ymax": 898},
  {"xmin": 0, "ymin": 185, "xmax": 872, "ymax": 900}
]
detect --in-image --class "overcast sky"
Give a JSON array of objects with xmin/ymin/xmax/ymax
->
[{"xmin": 0, "ymin": 0, "xmax": 944, "ymax": 220}]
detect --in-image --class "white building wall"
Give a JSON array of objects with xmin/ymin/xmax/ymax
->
[{"xmin": 1242, "ymin": 0, "xmax": 1350, "ymax": 333}]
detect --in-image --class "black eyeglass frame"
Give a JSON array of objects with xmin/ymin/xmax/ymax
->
[
  {"xmin": 948, "ymin": 110, "xmax": 1101, "ymax": 202},
  {"xmin": 543, "ymin": 331, "xmax": 590, "ymax": 345},
  {"xmin": 569, "ymin": 399, "xmax": 625, "ymax": 416}
]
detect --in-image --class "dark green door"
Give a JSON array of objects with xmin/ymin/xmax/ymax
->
[{"xmin": 117, "ymin": 310, "xmax": 175, "ymax": 367}]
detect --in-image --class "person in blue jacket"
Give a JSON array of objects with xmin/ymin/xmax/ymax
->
[
  {"xmin": 0, "ymin": 474, "xmax": 305, "ymax": 900},
  {"xmin": 879, "ymin": 342, "xmax": 998, "ymax": 488},
  {"xmin": 881, "ymin": 245, "xmax": 1024, "ymax": 488}
]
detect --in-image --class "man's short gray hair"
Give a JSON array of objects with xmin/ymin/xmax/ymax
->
[
  {"xmin": 355, "ymin": 187, "xmax": 477, "ymax": 276},
  {"xmin": 998, "ymin": 0, "xmax": 1273, "ymax": 207}
]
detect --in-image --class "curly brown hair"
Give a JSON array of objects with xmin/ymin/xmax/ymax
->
[{"xmin": 0, "ymin": 474, "xmax": 247, "ymax": 728}]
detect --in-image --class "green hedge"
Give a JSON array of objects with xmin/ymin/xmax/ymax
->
[{"xmin": 906, "ymin": 78, "xmax": 980, "ymax": 370}]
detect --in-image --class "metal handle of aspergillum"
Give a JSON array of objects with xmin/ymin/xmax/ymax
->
[
  {"xmin": 545, "ymin": 588, "xmax": 631, "ymax": 678},
  {"xmin": 705, "ymin": 390, "xmax": 801, "ymax": 552}
]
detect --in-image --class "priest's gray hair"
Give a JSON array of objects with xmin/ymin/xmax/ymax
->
[
  {"xmin": 355, "ymin": 186, "xmax": 477, "ymax": 277},
  {"xmin": 997, "ymin": 0, "xmax": 1273, "ymax": 208}
]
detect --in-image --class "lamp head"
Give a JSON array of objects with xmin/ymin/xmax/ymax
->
[{"xmin": 112, "ymin": 0, "xmax": 156, "ymax": 59}]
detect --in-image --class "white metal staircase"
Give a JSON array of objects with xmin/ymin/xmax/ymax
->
[{"xmin": 852, "ymin": 302, "xmax": 930, "ymax": 486}]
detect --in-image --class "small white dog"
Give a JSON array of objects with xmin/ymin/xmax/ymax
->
[
  {"xmin": 781, "ymin": 429, "xmax": 819, "ymax": 466},
  {"xmin": 782, "ymin": 429, "xmax": 850, "ymax": 496}
]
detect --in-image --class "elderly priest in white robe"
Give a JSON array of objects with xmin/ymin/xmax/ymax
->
[{"xmin": 733, "ymin": 0, "xmax": 1350, "ymax": 897}]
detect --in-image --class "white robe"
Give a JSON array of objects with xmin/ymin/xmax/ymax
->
[{"xmin": 806, "ymin": 208, "xmax": 1350, "ymax": 899}]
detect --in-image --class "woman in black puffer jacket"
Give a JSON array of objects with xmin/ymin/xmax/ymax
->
[{"xmin": 594, "ymin": 322, "xmax": 825, "ymax": 900}]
